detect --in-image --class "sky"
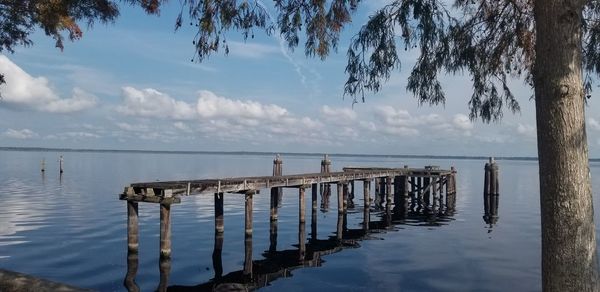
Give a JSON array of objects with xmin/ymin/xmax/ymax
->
[{"xmin": 2, "ymin": 2, "xmax": 600, "ymax": 157}]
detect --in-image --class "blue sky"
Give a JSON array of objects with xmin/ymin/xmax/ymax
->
[{"xmin": 1, "ymin": 1, "xmax": 599, "ymax": 157}]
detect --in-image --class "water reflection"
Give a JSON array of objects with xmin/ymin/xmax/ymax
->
[
  {"xmin": 483, "ymin": 192, "xmax": 500, "ymax": 229},
  {"xmin": 125, "ymin": 190, "xmax": 457, "ymax": 292}
]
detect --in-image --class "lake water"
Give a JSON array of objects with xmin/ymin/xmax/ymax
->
[{"xmin": 1, "ymin": 150, "xmax": 600, "ymax": 291}]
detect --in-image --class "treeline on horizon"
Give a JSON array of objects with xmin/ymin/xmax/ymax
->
[{"xmin": 0, "ymin": 146, "xmax": 559, "ymax": 162}]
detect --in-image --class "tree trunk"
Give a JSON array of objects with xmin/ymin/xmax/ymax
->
[{"xmin": 534, "ymin": 1, "xmax": 599, "ymax": 291}]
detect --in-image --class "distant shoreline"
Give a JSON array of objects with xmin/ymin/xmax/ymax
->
[{"xmin": 0, "ymin": 146, "xmax": 551, "ymax": 161}]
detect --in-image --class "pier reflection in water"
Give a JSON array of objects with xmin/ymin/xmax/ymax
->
[{"xmin": 124, "ymin": 179, "xmax": 457, "ymax": 292}]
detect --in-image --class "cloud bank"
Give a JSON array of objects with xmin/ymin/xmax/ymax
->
[{"xmin": 0, "ymin": 55, "xmax": 97, "ymax": 113}]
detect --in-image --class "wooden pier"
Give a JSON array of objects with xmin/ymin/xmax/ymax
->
[{"xmin": 119, "ymin": 155, "xmax": 458, "ymax": 281}]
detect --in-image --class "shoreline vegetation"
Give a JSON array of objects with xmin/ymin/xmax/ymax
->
[{"xmin": 0, "ymin": 146, "xmax": 569, "ymax": 162}]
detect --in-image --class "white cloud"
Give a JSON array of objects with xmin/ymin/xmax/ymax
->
[
  {"xmin": 117, "ymin": 87, "xmax": 196, "ymax": 120},
  {"xmin": 588, "ymin": 118, "xmax": 600, "ymax": 131},
  {"xmin": 0, "ymin": 55, "xmax": 97, "ymax": 113},
  {"xmin": 517, "ymin": 123, "xmax": 536, "ymax": 138},
  {"xmin": 196, "ymin": 90, "xmax": 288, "ymax": 121},
  {"xmin": 321, "ymin": 105, "xmax": 357, "ymax": 125},
  {"xmin": 453, "ymin": 114, "xmax": 474, "ymax": 130},
  {"xmin": 3, "ymin": 128, "xmax": 38, "ymax": 139}
]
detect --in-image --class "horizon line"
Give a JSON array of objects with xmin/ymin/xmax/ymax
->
[{"xmin": 0, "ymin": 146, "xmax": 552, "ymax": 161}]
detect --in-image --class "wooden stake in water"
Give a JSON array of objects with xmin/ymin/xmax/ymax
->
[
  {"xmin": 59, "ymin": 155, "xmax": 64, "ymax": 174},
  {"xmin": 159, "ymin": 203, "xmax": 171, "ymax": 258},
  {"xmin": 41, "ymin": 159, "xmax": 45, "ymax": 172}
]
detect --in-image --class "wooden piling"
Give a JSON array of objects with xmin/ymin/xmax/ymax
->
[
  {"xmin": 41, "ymin": 159, "xmax": 45, "ymax": 172},
  {"xmin": 374, "ymin": 178, "xmax": 381, "ymax": 202},
  {"xmin": 336, "ymin": 213, "xmax": 343, "ymax": 241},
  {"xmin": 244, "ymin": 234, "xmax": 252, "ymax": 276},
  {"xmin": 349, "ymin": 180, "xmax": 355, "ymax": 207},
  {"xmin": 320, "ymin": 154, "xmax": 331, "ymax": 210},
  {"xmin": 423, "ymin": 176, "xmax": 431, "ymax": 211},
  {"xmin": 59, "ymin": 155, "xmax": 64, "ymax": 174},
  {"xmin": 311, "ymin": 184, "xmax": 317, "ymax": 241},
  {"xmin": 125, "ymin": 251, "xmax": 140, "ymax": 292},
  {"xmin": 127, "ymin": 200, "xmax": 139, "ymax": 253},
  {"xmin": 363, "ymin": 202, "xmax": 370, "ymax": 232},
  {"xmin": 299, "ymin": 187, "xmax": 306, "ymax": 223},
  {"xmin": 484, "ymin": 161, "xmax": 491, "ymax": 196},
  {"xmin": 432, "ymin": 177, "xmax": 439, "ymax": 214},
  {"xmin": 270, "ymin": 187, "xmax": 278, "ymax": 221},
  {"xmin": 269, "ymin": 219, "xmax": 278, "ymax": 252},
  {"xmin": 363, "ymin": 180, "xmax": 370, "ymax": 208},
  {"xmin": 159, "ymin": 203, "xmax": 171, "ymax": 258},
  {"xmin": 393, "ymin": 176, "xmax": 401, "ymax": 210},
  {"xmin": 212, "ymin": 232, "xmax": 224, "ymax": 278},
  {"xmin": 386, "ymin": 176, "xmax": 393, "ymax": 206},
  {"xmin": 342, "ymin": 183, "xmax": 349, "ymax": 212},
  {"xmin": 299, "ymin": 219, "xmax": 306, "ymax": 262},
  {"xmin": 272, "ymin": 154, "xmax": 283, "ymax": 210},
  {"xmin": 245, "ymin": 192, "xmax": 253, "ymax": 236},
  {"xmin": 491, "ymin": 159, "xmax": 499, "ymax": 195},
  {"xmin": 214, "ymin": 193, "xmax": 224, "ymax": 234},
  {"xmin": 158, "ymin": 255, "xmax": 171, "ymax": 292},
  {"xmin": 337, "ymin": 183, "xmax": 344, "ymax": 213}
]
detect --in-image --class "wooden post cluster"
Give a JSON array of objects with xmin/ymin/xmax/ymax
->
[
  {"xmin": 483, "ymin": 158, "xmax": 499, "ymax": 225},
  {"xmin": 320, "ymin": 154, "xmax": 331, "ymax": 209},
  {"xmin": 484, "ymin": 158, "xmax": 499, "ymax": 197}
]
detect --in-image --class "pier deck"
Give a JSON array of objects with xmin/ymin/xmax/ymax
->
[{"xmin": 120, "ymin": 167, "xmax": 452, "ymax": 204}]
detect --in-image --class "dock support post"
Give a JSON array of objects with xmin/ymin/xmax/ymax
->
[
  {"xmin": 245, "ymin": 192, "xmax": 253, "ymax": 236},
  {"xmin": 337, "ymin": 183, "xmax": 344, "ymax": 213},
  {"xmin": 342, "ymin": 183, "xmax": 349, "ymax": 212},
  {"xmin": 311, "ymin": 184, "xmax": 318, "ymax": 241},
  {"xmin": 320, "ymin": 154, "xmax": 331, "ymax": 209},
  {"xmin": 269, "ymin": 219, "xmax": 278, "ymax": 252},
  {"xmin": 244, "ymin": 234, "xmax": 252, "ymax": 276},
  {"xmin": 299, "ymin": 215, "xmax": 306, "ymax": 262},
  {"xmin": 244, "ymin": 191, "xmax": 254, "ymax": 276},
  {"xmin": 363, "ymin": 180, "xmax": 371, "ymax": 232},
  {"xmin": 158, "ymin": 256, "xmax": 171, "ymax": 292},
  {"xmin": 386, "ymin": 176, "xmax": 393, "ymax": 207},
  {"xmin": 423, "ymin": 176, "xmax": 431, "ymax": 212},
  {"xmin": 299, "ymin": 187, "xmax": 306, "ymax": 223},
  {"xmin": 215, "ymin": 193, "xmax": 224, "ymax": 234},
  {"xmin": 363, "ymin": 180, "xmax": 371, "ymax": 208},
  {"xmin": 432, "ymin": 177, "xmax": 439, "ymax": 214},
  {"xmin": 213, "ymin": 232, "xmax": 224, "ymax": 278},
  {"xmin": 348, "ymin": 180, "xmax": 355, "ymax": 208},
  {"xmin": 374, "ymin": 178, "xmax": 381, "ymax": 204},
  {"xmin": 393, "ymin": 176, "xmax": 401, "ymax": 211},
  {"xmin": 159, "ymin": 203, "xmax": 171, "ymax": 258},
  {"xmin": 127, "ymin": 200, "xmax": 139, "ymax": 253},
  {"xmin": 337, "ymin": 213, "xmax": 344, "ymax": 241},
  {"xmin": 270, "ymin": 187, "xmax": 278, "ymax": 222},
  {"xmin": 272, "ymin": 154, "xmax": 283, "ymax": 210},
  {"xmin": 124, "ymin": 250, "xmax": 140, "ymax": 291}
]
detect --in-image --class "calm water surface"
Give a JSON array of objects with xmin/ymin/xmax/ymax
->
[{"xmin": 1, "ymin": 150, "xmax": 600, "ymax": 291}]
